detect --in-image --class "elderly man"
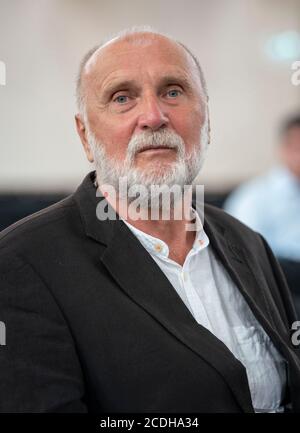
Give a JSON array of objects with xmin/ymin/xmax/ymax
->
[{"xmin": 0, "ymin": 28, "xmax": 300, "ymax": 413}]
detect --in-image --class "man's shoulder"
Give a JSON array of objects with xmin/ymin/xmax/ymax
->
[
  {"xmin": 203, "ymin": 204, "xmax": 277, "ymax": 285},
  {"xmin": 204, "ymin": 202, "xmax": 254, "ymax": 230},
  {"xmin": 0, "ymin": 193, "xmax": 78, "ymax": 256},
  {"xmin": 204, "ymin": 203, "xmax": 263, "ymax": 246}
]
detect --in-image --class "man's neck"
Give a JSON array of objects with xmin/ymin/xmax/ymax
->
[{"xmin": 101, "ymin": 187, "xmax": 197, "ymax": 266}]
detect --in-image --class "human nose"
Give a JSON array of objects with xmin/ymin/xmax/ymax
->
[{"xmin": 136, "ymin": 94, "xmax": 169, "ymax": 132}]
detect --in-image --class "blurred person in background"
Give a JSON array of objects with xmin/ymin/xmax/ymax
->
[{"xmin": 224, "ymin": 115, "xmax": 300, "ymax": 304}]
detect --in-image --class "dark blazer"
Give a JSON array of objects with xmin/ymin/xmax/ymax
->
[{"xmin": 0, "ymin": 171, "xmax": 300, "ymax": 413}]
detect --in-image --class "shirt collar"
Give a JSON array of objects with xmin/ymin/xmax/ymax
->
[{"xmin": 121, "ymin": 207, "xmax": 210, "ymax": 259}]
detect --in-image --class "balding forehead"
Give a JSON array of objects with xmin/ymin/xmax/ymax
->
[{"xmin": 83, "ymin": 33, "xmax": 193, "ymax": 77}]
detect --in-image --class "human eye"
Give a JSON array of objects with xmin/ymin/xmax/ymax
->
[
  {"xmin": 165, "ymin": 87, "xmax": 183, "ymax": 99},
  {"xmin": 113, "ymin": 94, "xmax": 130, "ymax": 104}
]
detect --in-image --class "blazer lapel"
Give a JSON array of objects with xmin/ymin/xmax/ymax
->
[
  {"xmin": 202, "ymin": 205, "xmax": 288, "ymax": 343},
  {"xmin": 202, "ymin": 211, "xmax": 276, "ymax": 330}
]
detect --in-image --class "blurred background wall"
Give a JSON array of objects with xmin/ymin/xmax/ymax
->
[{"xmin": 0, "ymin": 0, "xmax": 299, "ymax": 195}]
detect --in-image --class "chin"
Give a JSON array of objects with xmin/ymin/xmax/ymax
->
[{"xmin": 138, "ymin": 158, "xmax": 176, "ymax": 169}]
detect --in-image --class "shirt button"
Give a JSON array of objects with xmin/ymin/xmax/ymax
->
[{"xmin": 154, "ymin": 243, "xmax": 162, "ymax": 253}]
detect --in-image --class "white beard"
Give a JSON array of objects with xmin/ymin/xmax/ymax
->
[{"xmin": 86, "ymin": 121, "xmax": 209, "ymax": 210}]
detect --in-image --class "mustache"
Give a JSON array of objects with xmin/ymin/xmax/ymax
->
[{"xmin": 127, "ymin": 130, "xmax": 185, "ymax": 157}]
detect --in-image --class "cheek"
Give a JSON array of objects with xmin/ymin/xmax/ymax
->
[
  {"xmin": 190, "ymin": 109, "xmax": 205, "ymax": 143},
  {"xmin": 174, "ymin": 109, "xmax": 203, "ymax": 146},
  {"xmin": 91, "ymin": 119, "xmax": 134, "ymax": 160}
]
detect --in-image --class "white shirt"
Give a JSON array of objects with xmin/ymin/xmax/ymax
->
[{"xmin": 122, "ymin": 207, "xmax": 287, "ymax": 413}]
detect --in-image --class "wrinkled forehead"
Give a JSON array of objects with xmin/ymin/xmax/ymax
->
[{"xmin": 82, "ymin": 34, "xmax": 200, "ymax": 93}]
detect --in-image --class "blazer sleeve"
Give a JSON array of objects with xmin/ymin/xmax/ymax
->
[
  {"xmin": 0, "ymin": 252, "xmax": 88, "ymax": 413},
  {"xmin": 258, "ymin": 234, "xmax": 298, "ymax": 327}
]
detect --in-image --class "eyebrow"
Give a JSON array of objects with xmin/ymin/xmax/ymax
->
[
  {"xmin": 100, "ymin": 80, "xmax": 140, "ymax": 101},
  {"xmin": 157, "ymin": 75, "xmax": 193, "ymax": 91}
]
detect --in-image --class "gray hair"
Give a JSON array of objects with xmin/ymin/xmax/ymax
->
[{"xmin": 76, "ymin": 26, "xmax": 208, "ymax": 118}]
